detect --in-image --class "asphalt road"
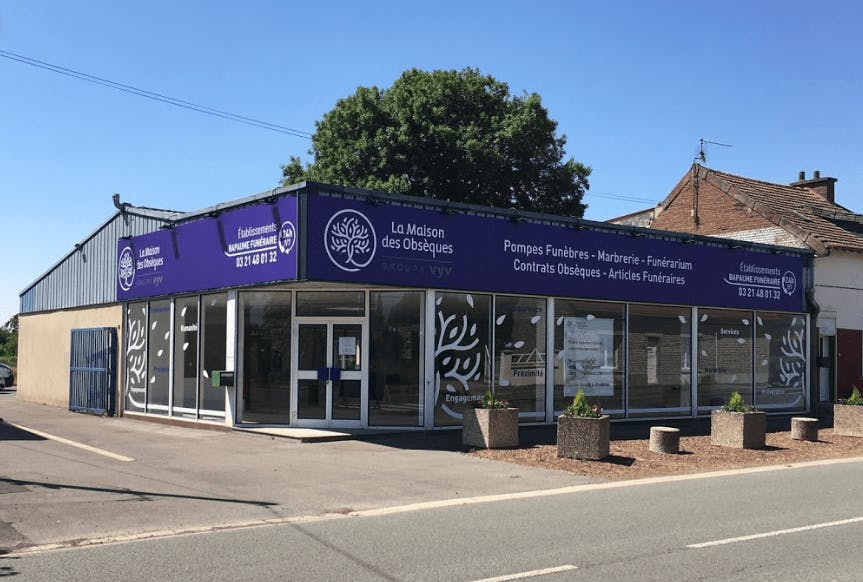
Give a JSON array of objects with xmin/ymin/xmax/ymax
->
[{"xmin": 3, "ymin": 458, "xmax": 863, "ymax": 581}]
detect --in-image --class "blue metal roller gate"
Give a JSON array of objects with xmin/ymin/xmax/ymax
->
[{"xmin": 69, "ymin": 327, "xmax": 117, "ymax": 416}]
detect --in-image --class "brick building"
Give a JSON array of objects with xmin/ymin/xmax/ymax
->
[{"xmin": 613, "ymin": 164, "xmax": 863, "ymax": 404}]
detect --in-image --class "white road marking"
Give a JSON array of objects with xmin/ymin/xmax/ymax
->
[
  {"xmin": 5, "ymin": 422, "xmax": 134, "ymax": 462},
  {"xmin": 688, "ymin": 516, "xmax": 863, "ymax": 549},
  {"xmin": 471, "ymin": 565, "xmax": 578, "ymax": 581},
  {"xmin": 6, "ymin": 455, "xmax": 863, "ymax": 557}
]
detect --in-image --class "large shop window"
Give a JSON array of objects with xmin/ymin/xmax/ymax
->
[
  {"xmin": 553, "ymin": 300, "xmax": 625, "ymax": 416},
  {"xmin": 173, "ymin": 296, "xmax": 199, "ymax": 415},
  {"xmin": 697, "ymin": 308, "xmax": 753, "ymax": 410},
  {"xmin": 147, "ymin": 299, "xmax": 172, "ymax": 415},
  {"xmin": 241, "ymin": 292, "xmax": 292, "ymax": 422},
  {"xmin": 124, "ymin": 302, "xmax": 148, "ymax": 413},
  {"xmin": 369, "ymin": 291, "xmax": 423, "ymax": 427},
  {"xmin": 494, "ymin": 295, "xmax": 546, "ymax": 420},
  {"xmin": 755, "ymin": 312, "xmax": 807, "ymax": 411},
  {"xmin": 628, "ymin": 304, "xmax": 692, "ymax": 417},
  {"xmin": 434, "ymin": 292, "xmax": 492, "ymax": 427},
  {"xmin": 200, "ymin": 293, "xmax": 227, "ymax": 416}
]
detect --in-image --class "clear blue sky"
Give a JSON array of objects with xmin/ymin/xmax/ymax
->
[{"xmin": 2, "ymin": 1, "xmax": 862, "ymax": 323}]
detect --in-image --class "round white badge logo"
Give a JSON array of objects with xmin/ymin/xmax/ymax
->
[
  {"xmin": 118, "ymin": 246, "xmax": 136, "ymax": 291},
  {"xmin": 324, "ymin": 209, "xmax": 377, "ymax": 272},
  {"xmin": 278, "ymin": 220, "xmax": 296, "ymax": 255},
  {"xmin": 781, "ymin": 271, "xmax": 797, "ymax": 296}
]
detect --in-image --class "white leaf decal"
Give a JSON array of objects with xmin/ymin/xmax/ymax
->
[
  {"xmin": 436, "ymin": 297, "xmax": 442, "ymax": 305},
  {"xmin": 157, "ymin": 349, "xmax": 164, "ymax": 357},
  {"xmin": 202, "ymin": 370, "xmax": 209, "ymax": 379},
  {"xmin": 150, "ymin": 376, "xmax": 156, "ymax": 384},
  {"xmin": 446, "ymin": 384, "xmax": 455, "ymax": 392},
  {"xmin": 442, "ymin": 357, "xmax": 451, "ymax": 366},
  {"xmin": 151, "ymin": 321, "xmax": 158, "ymax": 330},
  {"xmin": 737, "ymin": 338, "xmax": 745, "ymax": 344},
  {"xmin": 164, "ymin": 331, "xmax": 170, "ymax": 340},
  {"xmin": 742, "ymin": 319, "xmax": 750, "ymax": 325},
  {"xmin": 466, "ymin": 294, "xmax": 474, "ymax": 308},
  {"xmin": 182, "ymin": 342, "xmax": 190, "ymax": 351},
  {"xmin": 181, "ymin": 306, "xmax": 188, "ymax": 317},
  {"xmin": 678, "ymin": 315, "xmax": 687, "ymax": 324},
  {"xmin": 586, "ymin": 314, "xmax": 595, "ymax": 321},
  {"xmin": 757, "ymin": 316, "xmax": 763, "ymax": 326},
  {"xmin": 556, "ymin": 316, "xmax": 564, "ymax": 325},
  {"xmin": 764, "ymin": 334, "xmax": 772, "ymax": 340},
  {"xmin": 473, "ymin": 373, "xmax": 481, "ymax": 380},
  {"xmin": 496, "ymin": 315, "xmax": 506, "ymax": 325},
  {"xmin": 701, "ymin": 350, "xmax": 708, "ymax": 357},
  {"xmin": 761, "ymin": 359, "xmax": 769, "ymax": 366},
  {"xmin": 513, "ymin": 341, "xmax": 525, "ymax": 349},
  {"xmin": 470, "ymin": 323, "xmax": 477, "ymax": 336},
  {"xmin": 530, "ymin": 315, "xmax": 541, "ymax": 324},
  {"xmin": 499, "ymin": 379, "xmax": 510, "ymax": 387},
  {"xmin": 700, "ymin": 314, "xmax": 708, "ymax": 322}
]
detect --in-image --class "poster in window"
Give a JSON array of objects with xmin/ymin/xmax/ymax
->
[{"xmin": 563, "ymin": 316, "xmax": 614, "ymax": 397}]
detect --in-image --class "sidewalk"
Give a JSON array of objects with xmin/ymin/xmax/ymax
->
[{"xmin": 0, "ymin": 391, "xmax": 589, "ymax": 553}]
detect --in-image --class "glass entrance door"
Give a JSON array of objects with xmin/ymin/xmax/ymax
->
[{"xmin": 293, "ymin": 320, "xmax": 366, "ymax": 427}]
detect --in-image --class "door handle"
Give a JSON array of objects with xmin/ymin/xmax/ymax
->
[{"xmin": 316, "ymin": 368, "xmax": 342, "ymax": 381}]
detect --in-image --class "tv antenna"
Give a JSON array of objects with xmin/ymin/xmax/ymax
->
[{"xmin": 695, "ymin": 138, "xmax": 732, "ymax": 164}]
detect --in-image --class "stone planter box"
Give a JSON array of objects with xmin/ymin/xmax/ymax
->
[
  {"xmin": 462, "ymin": 408, "xmax": 519, "ymax": 449},
  {"xmin": 710, "ymin": 410, "xmax": 766, "ymax": 449},
  {"xmin": 833, "ymin": 404, "xmax": 863, "ymax": 437},
  {"xmin": 557, "ymin": 415, "xmax": 610, "ymax": 460}
]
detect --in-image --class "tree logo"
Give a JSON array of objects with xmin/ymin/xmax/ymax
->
[
  {"xmin": 324, "ymin": 209, "xmax": 377, "ymax": 272},
  {"xmin": 118, "ymin": 246, "xmax": 136, "ymax": 291},
  {"xmin": 781, "ymin": 271, "xmax": 797, "ymax": 296},
  {"xmin": 278, "ymin": 220, "xmax": 296, "ymax": 255}
]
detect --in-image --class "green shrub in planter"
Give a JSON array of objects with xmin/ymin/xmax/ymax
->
[
  {"xmin": 557, "ymin": 390, "xmax": 610, "ymax": 460},
  {"xmin": 711, "ymin": 391, "xmax": 766, "ymax": 449}
]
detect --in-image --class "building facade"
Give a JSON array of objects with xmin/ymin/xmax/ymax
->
[
  {"xmin": 613, "ymin": 165, "xmax": 863, "ymax": 405},
  {"xmin": 20, "ymin": 182, "xmax": 815, "ymax": 430}
]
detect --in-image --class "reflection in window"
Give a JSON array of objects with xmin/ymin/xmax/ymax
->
[
  {"xmin": 628, "ymin": 304, "xmax": 691, "ymax": 417},
  {"xmin": 173, "ymin": 296, "xmax": 199, "ymax": 414},
  {"xmin": 369, "ymin": 291, "xmax": 422, "ymax": 427},
  {"xmin": 241, "ymin": 292, "xmax": 291, "ymax": 423},
  {"xmin": 434, "ymin": 292, "xmax": 491, "ymax": 427},
  {"xmin": 147, "ymin": 299, "xmax": 172, "ymax": 414},
  {"xmin": 494, "ymin": 295, "xmax": 546, "ymax": 420},
  {"xmin": 553, "ymin": 300, "xmax": 625, "ymax": 416},
  {"xmin": 697, "ymin": 309, "xmax": 753, "ymax": 409},
  {"xmin": 125, "ymin": 302, "xmax": 148, "ymax": 413},
  {"xmin": 296, "ymin": 291, "xmax": 365, "ymax": 317},
  {"xmin": 200, "ymin": 293, "xmax": 227, "ymax": 416},
  {"xmin": 755, "ymin": 312, "xmax": 806, "ymax": 411}
]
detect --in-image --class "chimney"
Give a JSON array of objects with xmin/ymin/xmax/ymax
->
[{"xmin": 790, "ymin": 169, "xmax": 837, "ymax": 204}]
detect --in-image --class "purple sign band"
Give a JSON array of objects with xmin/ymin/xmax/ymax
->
[
  {"xmin": 307, "ymin": 195, "xmax": 806, "ymax": 312},
  {"xmin": 117, "ymin": 197, "xmax": 298, "ymax": 300}
]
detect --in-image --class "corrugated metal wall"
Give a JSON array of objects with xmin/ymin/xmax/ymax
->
[{"xmin": 20, "ymin": 213, "xmax": 171, "ymax": 314}]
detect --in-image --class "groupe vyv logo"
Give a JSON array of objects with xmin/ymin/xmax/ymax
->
[
  {"xmin": 324, "ymin": 209, "xmax": 377, "ymax": 272},
  {"xmin": 117, "ymin": 246, "xmax": 135, "ymax": 291}
]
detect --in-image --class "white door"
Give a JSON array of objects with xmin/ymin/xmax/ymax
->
[{"xmin": 292, "ymin": 319, "xmax": 367, "ymax": 428}]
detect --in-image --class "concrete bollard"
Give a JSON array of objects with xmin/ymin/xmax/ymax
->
[
  {"xmin": 649, "ymin": 426, "xmax": 680, "ymax": 454},
  {"xmin": 791, "ymin": 417, "xmax": 819, "ymax": 442}
]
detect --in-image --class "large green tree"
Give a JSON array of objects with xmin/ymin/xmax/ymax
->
[{"xmin": 283, "ymin": 68, "xmax": 591, "ymax": 217}]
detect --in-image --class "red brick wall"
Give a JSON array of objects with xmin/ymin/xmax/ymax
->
[{"xmin": 652, "ymin": 176, "xmax": 776, "ymax": 235}]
